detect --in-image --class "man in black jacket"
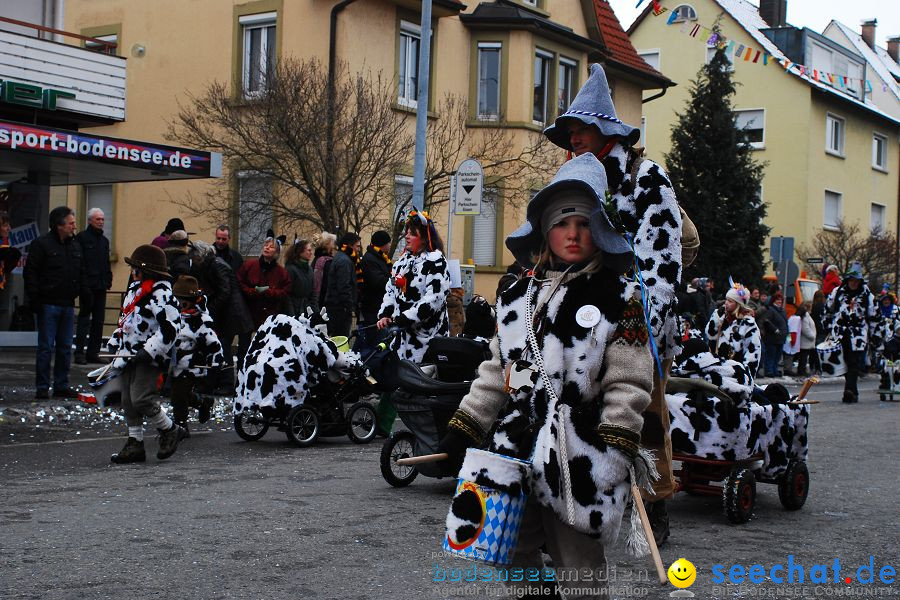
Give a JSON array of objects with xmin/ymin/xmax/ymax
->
[
  {"xmin": 74, "ymin": 208, "xmax": 112, "ymax": 364},
  {"xmin": 213, "ymin": 224, "xmax": 244, "ymax": 273},
  {"xmin": 324, "ymin": 232, "xmax": 361, "ymax": 337},
  {"xmin": 358, "ymin": 231, "xmax": 391, "ymax": 346},
  {"xmin": 24, "ymin": 206, "xmax": 87, "ymax": 399}
]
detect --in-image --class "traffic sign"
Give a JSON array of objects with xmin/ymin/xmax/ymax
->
[
  {"xmin": 806, "ymin": 257, "xmax": 824, "ymax": 265},
  {"xmin": 770, "ymin": 236, "xmax": 794, "ymax": 263},
  {"xmin": 453, "ymin": 158, "xmax": 483, "ymax": 216}
]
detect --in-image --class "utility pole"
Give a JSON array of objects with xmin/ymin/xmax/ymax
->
[{"xmin": 410, "ymin": 0, "xmax": 432, "ymax": 212}]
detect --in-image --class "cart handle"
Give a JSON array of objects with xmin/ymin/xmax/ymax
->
[{"xmin": 396, "ymin": 452, "xmax": 448, "ymax": 466}]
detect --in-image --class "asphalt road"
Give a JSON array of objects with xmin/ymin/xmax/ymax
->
[{"xmin": 1, "ymin": 377, "xmax": 898, "ymax": 600}]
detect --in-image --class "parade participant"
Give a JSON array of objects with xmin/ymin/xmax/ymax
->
[
  {"xmin": 705, "ymin": 282, "xmax": 762, "ymax": 377},
  {"xmin": 237, "ymin": 231, "xmax": 291, "ymax": 329},
  {"xmin": 169, "ymin": 275, "xmax": 225, "ymax": 435},
  {"xmin": 376, "ymin": 210, "xmax": 451, "ymax": 362},
  {"xmin": 324, "ymin": 232, "xmax": 361, "ymax": 338},
  {"xmin": 0, "ymin": 211, "xmax": 21, "ymax": 291},
  {"xmin": 106, "ymin": 244, "xmax": 185, "ymax": 463},
  {"xmin": 438, "ymin": 154, "xmax": 652, "ymax": 599},
  {"xmin": 826, "ymin": 263, "xmax": 877, "ymax": 403},
  {"xmin": 284, "ymin": 239, "xmax": 318, "ymax": 317},
  {"xmin": 543, "ymin": 62, "xmax": 685, "ymax": 543}
]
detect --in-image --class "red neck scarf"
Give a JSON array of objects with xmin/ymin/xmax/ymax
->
[{"xmin": 119, "ymin": 280, "xmax": 155, "ymax": 327}]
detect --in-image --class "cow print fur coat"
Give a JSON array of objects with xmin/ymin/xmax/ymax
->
[
  {"xmin": 106, "ymin": 279, "xmax": 179, "ymax": 372},
  {"xmin": 705, "ymin": 308, "xmax": 762, "ymax": 376},
  {"xmin": 602, "ymin": 143, "xmax": 682, "ymax": 360},
  {"xmin": 171, "ymin": 299, "xmax": 225, "ymax": 378},
  {"xmin": 825, "ymin": 282, "xmax": 877, "ymax": 351},
  {"xmin": 449, "ymin": 265, "xmax": 653, "ymax": 545},
  {"xmin": 378, "ymin": 249, "xmax": 450, "ymax": 363}
]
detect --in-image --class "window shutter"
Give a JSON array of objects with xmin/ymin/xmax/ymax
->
[{"xmin": 472, "ymin": 190, "xmax": 497, "ymax": 266}]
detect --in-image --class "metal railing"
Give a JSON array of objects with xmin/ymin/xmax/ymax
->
[{"xmin": 0, "ymin": 16, "xmax": 117, "ymax": 54}]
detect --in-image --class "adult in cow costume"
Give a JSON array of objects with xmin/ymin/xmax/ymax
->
[
  {"xmin": 542, "ymin": 63, "xmax": 685, "ymax": 544},
  {"xmin": 825, "ymin": 263, "xmax": 877, "ymax": 403}
]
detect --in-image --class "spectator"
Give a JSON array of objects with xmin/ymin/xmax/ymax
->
[
  {"xmin": 324, "ymin": 232, "xmax": 361, "ymax": 337},
  {"xmin": 163, "ymin": 230, "xmax": 193, "ymax": 279},
  {"xmin": 783, "ymin": 308, "xmax": 801, "ymax": 376},
  {"xmin": 312, "ymin": 232, "xmax": 337, "ymax": 308},
  {"xmin": 760, "ymin": 292, "xmax": 788, "ymax": 378},
  {"xmin": 687, "ymin": 277, "xmax": 714, "ymax": 326},
  {"xmin": 822, "ymin": 264, "xmax": 841, "ymax": 296},
  {"xmin": 24, "ymin": 206, "xmax": 86, "ymax": 399},
  {"xmin": 74, "ymin": 208, "xmax": 112, "ymax": 365},
  {"xmin": 0, "ymin": 211, "xmax": 22, "ymax": 290},
  {"xmin": 747, "ymin": 287, "xmax": 762, "ymax": 315},
  {"xmin": 811, "ymin": 289, "xmax": 826, "ymax": 345},
  {"xmin": 152, "ymin": 217, "xmax": 187, "ymax": 249},
  {"xmin": 237, "ymin": 231, "xmax": 291, "ymax": 330},
  {"xmin": 825, "ymin": 263, "xmax": 876, "ymax": 403},
  {"xmin": 213, "ymin": 224, "xmax": 244, "ymax": 273},
  {"xmin": 359, "ymin": 231, "xmax": 392, "ymax": 327},
  {"xmin": 284, "ymin": 239, "xmax": 318, "ymax": 317},
  {"xmin": 796, "ymin": 304, "xmax": 817, "ymax": 376}
]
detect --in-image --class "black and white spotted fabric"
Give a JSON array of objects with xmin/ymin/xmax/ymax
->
[
  {"xmin": 378, "ymin": 250, "xmax": 450, "ymax": 363},
  {"xmin": 171, "ymin": 299, "xmax": 225, "ymax": 378},
  {"xmin": 705, "ymin": 308, "xmax": 762, "ymax": 376},
  {"xmin": 825, "ymin": 283, "xmax": 877, "ymax": 351},
  {"xmin": 873, "ymin": 302, "xmax": 900, "ymax": 351},
  {"xmin": 602, "ymin": 143, "xmax": 682, "ymax": 360},
  {"xmin": 106, "ymin": 279, "xmax": 179, "ymax": 371}
]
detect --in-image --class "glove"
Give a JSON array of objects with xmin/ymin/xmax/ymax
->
[
  {"xmin": 436, "ymin": 427, "xmax": 474, "ymax": 477},
  {"xmin": 132, "ymin": 349, "xmax": 152, "ymax": 365}
]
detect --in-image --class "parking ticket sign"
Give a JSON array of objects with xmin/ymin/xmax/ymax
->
[{"xmin": 453, "ymin": 159, "xmax": 483, "ymax": 216}]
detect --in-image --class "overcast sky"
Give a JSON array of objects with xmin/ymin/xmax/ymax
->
[{"xmin": 608, "ymin": 0, "xmax": 899, "ymax": 48}]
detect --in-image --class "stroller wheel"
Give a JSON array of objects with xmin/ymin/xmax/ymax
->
[
  {"xmin": 285, "ymin": 406, "xmax": 319, "ymax": 447},
  {"xmin": 381, "ymin": 431, "xmax": 419, "ymax": 487},
  {"xmin": 347, "ymin": 401, "xmax": 377, "ymax": 444},
  {"xmin": 234, "ymin": 409, "xmax": 269, "ymax": 441}
]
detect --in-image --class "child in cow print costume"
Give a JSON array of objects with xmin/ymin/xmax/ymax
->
[
  {"xmin": 169, "ymin": 275, "xmax": 225, "ymax": 434},
  {"xmin": 376, "ymin": 210, "xmax": 450, "ymax": 363},
  {"xmin": 106, "ymin": 245, "xmax": 186, "ymax": 463},
  {"xmin": 824, "ymin": 263, "xmax": 877, "ymax": 403},
  {"xmin": 439, "ymin": 153, "xmax": 653, "ymax": 599},
  {"xmin": 705, "ymin": 282, "xmax": 762, "ymax": 377}
]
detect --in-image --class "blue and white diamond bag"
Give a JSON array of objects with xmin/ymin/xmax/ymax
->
[{"xmin": 443, "ymin": 448, "xmax": 531, "ymax": 565}]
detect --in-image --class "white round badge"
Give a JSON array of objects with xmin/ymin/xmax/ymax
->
[{"xmin": 576, "ymin": 305, "xmax": 601, "ymax": 328}]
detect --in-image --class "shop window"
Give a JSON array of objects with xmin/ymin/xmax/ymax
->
[
  {"xmin": 237, "ymin": 174, "xmax": 273, "ymax": 256},
  {"xmin": 734, "ymin": 109, "xmax": 765, "ymax": 148},
  {"xmin": 398, "ymin": 21, "xmax": 421, "ymax": 108},
  {"xmin": 240, "ymin": 12, "xmax": 276, "ymax": 97},
  {"xmin": 873, "ymin": 133, "xmax": 887, "ymax": 170},
  {"xmin": 824, "ymin": 190, "xmax": 841, "ymax": 230},
  {"xmin": 871, "ymin": 203, "xmax": 886, "ymax": 233},
  {"xmin": 557, "ymin": 58, "xmax": 577, "ymax": 115},
  {"xmin": 533, "ymin": 51, "xmax": 552, "ymax": 124},
  {"xmin": 477, "ymin": 43, "xmax": 501, "ymax": 120},
  {"xmin": 826, "ymin": 113, "xmax": 845, "ymax": 156},
  {"xmin": 472, "ymin": 188, "xmax": 498, "ymax": 266},
  {"xmin": 84, "ymin": 184, "xmax": 115, "ymax": 252}
]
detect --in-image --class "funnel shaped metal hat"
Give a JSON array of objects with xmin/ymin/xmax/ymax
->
[
  {"xmin": 505, "ymin": 153, "xmax": 632, "ymax": 270},
  {"xmin": 544, "ymin": 64, "xmax": 640, "ymax": 150}
]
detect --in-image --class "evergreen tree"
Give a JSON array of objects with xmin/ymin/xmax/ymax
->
[{"xmin": 665, "ymin": 40, "xmax": 769, "ymax": 290}]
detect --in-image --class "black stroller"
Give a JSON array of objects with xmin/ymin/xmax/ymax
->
[{"xmin": 380, "ymin": 336, "xmax": 491, "ymax": 486}]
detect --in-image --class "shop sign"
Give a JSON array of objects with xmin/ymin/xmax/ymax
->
[{"xmin": 0, "ymin": 79, "xmax": 76, "ymax": 111}]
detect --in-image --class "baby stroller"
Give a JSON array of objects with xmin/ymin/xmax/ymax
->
[
  {"xmin": 380, "ymin": 336, "xmax": 491, "ymax": 487},
  {"xmin": 878, "ymin": 336, "xmax": 900, "ymax": 401}
]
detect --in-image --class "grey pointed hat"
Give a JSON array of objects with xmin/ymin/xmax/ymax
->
[
  {"xmin": 544, "ymin": 63, "xmax": 640, "ymax": 151},
  {"xmin": 505, "ymin": 152, "xmax": 632, "ymax": 270}
]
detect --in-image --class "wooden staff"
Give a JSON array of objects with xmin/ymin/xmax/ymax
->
[
  {"xmin": 396, "ymin": 452, "xmax": 448, "ymax": 466},
  {"xmin": 631, "ymin": 483, "xmax": 668, "ymax": 585}
]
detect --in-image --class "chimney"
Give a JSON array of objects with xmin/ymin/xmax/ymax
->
[
  {"xmin": 759, "ymin": 0, "xmax": 787, "ymax": 28},
  {"xmin": 861, "ymin": 19, "xmax": 877, "ymax": 50},
  {"xmin": 888, "ymin": 36, "xmax": 900, "ymax": 64}
]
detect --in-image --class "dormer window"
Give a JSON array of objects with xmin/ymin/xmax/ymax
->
[{"xmin": 671, "ymin": 5, "xmax": 697, "ymax": 22}]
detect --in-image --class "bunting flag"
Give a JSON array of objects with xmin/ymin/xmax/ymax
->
[
  {"xmin": 690, "ymin": 24, "xmax": 701, "ymax": 37},
  {"xmin": 735, "ymin": 44, "xmax": 745, "ymax": 57}
]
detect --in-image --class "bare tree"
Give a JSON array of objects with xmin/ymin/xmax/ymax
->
[{"xmin": 796, "ymin": 219, "xmax": 898, "ymax": 289}]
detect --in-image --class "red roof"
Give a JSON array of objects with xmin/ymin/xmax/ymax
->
[{"xmin": 593, "ymin": 0, "xmax": 673, "ymax": 86}]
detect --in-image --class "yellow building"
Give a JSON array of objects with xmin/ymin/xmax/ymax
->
[
  {"xmin": 629, "ymin": 0, "xmax": 900, "ymax": 275},
  {"xmin": 60, "ymin": 0, "xmax": 671, "ymax": 297}
]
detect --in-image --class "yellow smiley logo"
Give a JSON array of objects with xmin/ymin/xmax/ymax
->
[{"xmin": 667, "ymin": 558, "xmax": 697, "ymax": 588}]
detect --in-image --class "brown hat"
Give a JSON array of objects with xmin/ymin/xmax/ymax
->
[
  {"xmin": 173, "ymin": 275, "xmax": 200, "ymax": 299},
  {"xmin": 125, "ymin": 244, "xmax": 170, "ymax": 277}
]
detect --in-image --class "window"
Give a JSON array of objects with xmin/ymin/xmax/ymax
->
[
  {"xmin": 670, "ymin": 4, "xmax": 697, "ymax": 22},
  {"xmin": 638, "ymin": 50, "xmax": 660, "ymax": 71},
  {"xmin": 477, "ymin": 43, "xmax": 501, "ymax": 120},
  {"xmin": 472, "ymin": 188, "xmax": 498, "ymax": 266},
  {"xmin": 240, "ymin": 12, "xmax": 276, "ymax": 97},
  {"xmin": 734, "ymin": 109, "xmax": 765, "ymax": 148},
  {"xmin": 398, "ymin": 21, "xmax": 421, "ymax": 107},
  {"xmin": 825, "ymin": 114, "xmax": 844, "ymax": 156},
  {"xmin": 871, "ymin": 203, "xmax": 886, "ymax": 233},
  {"xmin": 811, "ymin": 41, "xmax": 863, "ymax": 98},
  {"xmin": 557, "ymin": 58, "xmax": 576, "ymax": 115},
  {"xmin": 237, "ymin": 175, "xmax": 273, "ymax": 256},
  {"xmin": 706, "ymin": 44, "xmax": 734, "ymax": 71},
  {"xmin": 84, "ymin": 184, "xmax": 114, "ymax": 251},
  {"xmin": 533, "ymin": 51, "xmax": 552, "ymax": 124},
  {"xmin": 84, "ymin": 33, "xmax": 117, "ymax": 55},
  {"xmin": 824, "ymin": 190, "xmax": 841, "ymax": 229},
  {"xmin": 873, "ymin": 133, "xmax": 887, "ymax": 170}
]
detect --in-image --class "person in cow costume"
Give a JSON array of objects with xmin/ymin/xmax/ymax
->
[
  {"xmin": 825, "ymin": 263, "xmax": 877, "ymax": 403},
  {"xmin": 542, "ymin": 63, "xmax": 685, "ymax": 545},
  {"xmin": 705, "ymin": 281, "xmax": 762, "ymax": 377},
  {"xmin": 438, "ymin": 153, "xmax": 654, "ymax": 599},
  {"xmin": 106, "ymin": 244, "xmax": 186, "ymax": 463},
  {"xmin": 169, "ymin": 275, "xmax": 225, "ymax": 435}
]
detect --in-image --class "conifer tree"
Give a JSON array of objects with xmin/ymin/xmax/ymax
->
[{"xmin": 665, "ymin": 41, "xmax": 768, "ymax": 289}]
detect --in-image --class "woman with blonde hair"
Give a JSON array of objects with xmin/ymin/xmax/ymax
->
[
  {"xmin": 311, "ymin": 232, "xmax": 336, "ymax": 308},
  {"xmin": 705, "ymin": 281, "xmax": 762, "ymax": 376}
]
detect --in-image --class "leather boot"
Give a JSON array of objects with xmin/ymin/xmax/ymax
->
[
  {"xmin": 157, "ymin": 424, "xmax": 187, "ymax": 460},
  {"xmin": 111, "ymin": 437, "xmax": 146, "ymax": 464},
  {"xmin": 646, "ymin": 500, "xmax": 670, "ymax": 546}
]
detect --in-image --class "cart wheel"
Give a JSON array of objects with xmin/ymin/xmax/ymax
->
[
  {"xmin": 380, "ymin": 431, "xmax": 419, "ymax": 487},
  {"xmin": 880, "ymin": 393, "xmax": 887, "ymax": 401},
  {"xmin": 723, "ymin": 467, "xmax": 756, "ymax": 524},
  {"xmin": 777, "ymin": 460, "xmax": 809, "ymax": 510},
  {"xmin": 347, "ymin": 402, "xmax": 377, "ymax": 444},
  {"xmin": 285, "ymin": 406, "xmax": 319, "ymax": 447},
  {"xmin": 233, "ymin": 409, "xmax": 269, "ymax": 441}
]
